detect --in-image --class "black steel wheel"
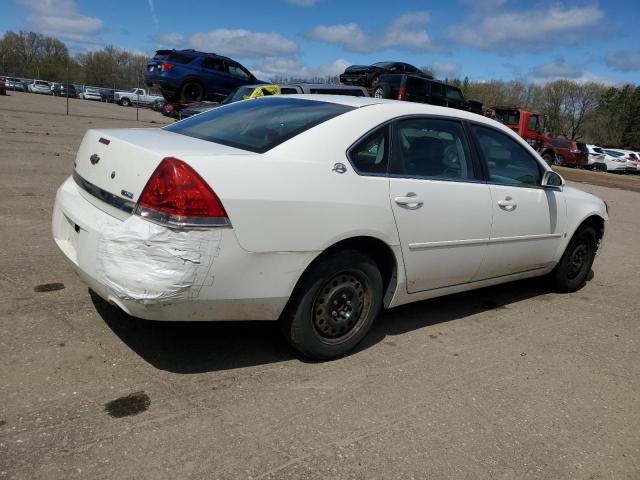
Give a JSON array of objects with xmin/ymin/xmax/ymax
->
[
  {"xmin": 550, "ymin": 225, "xmax": 597, "ymax": 292},
  {"xmin": 312, "ymin": 271, "xmax": 372, "ymax": 344},
  {"xmin": 180, "ymin": 81, "xmax": 204, "ymax": 102},
  {"xmin": 281, "ymin": 249, "xmax": 383, "ymax": 360}
]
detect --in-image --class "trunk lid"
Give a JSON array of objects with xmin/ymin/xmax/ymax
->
[{"xmin": 73, "ymin": 128, "xmax": 245, "ymax": 219}]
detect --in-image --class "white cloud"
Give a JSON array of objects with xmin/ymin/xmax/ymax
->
[
  {"xmin": 156, "ymin": 32, "xmax": 185, "ymax": 46},
  {"xmin": 148, "ymin": 0, "xmax": 159, "ymax": 26},
  {"xmin": 188, "ymin": 29, "xmax": 298, "ymax": 58},
  {"xmin": 432, "ymin": 62, "xmax": 460, "ymax": 78},
  {"xmin": 18, "ymin": 0, "xmax": 104, "ymax": 44},
  {"xmin": 531, "ymin": 58, "xmax": 584, "ymax": 79},
  {"xmin": 305, "ymin": 12, "xmax": 439, "ymax": 53},
  {"xmin": 250, "ymin": 57, "xmax": 351, "ymax": 81},
  {"xmin": 285, "ymin": 0, "xmax": 317, "ymax": 5},
  {"xmin": 449, "ymin": 5, "xmax": 603, "ymax": 51},
  {"xmin": 459, "ymin": 0, "xmax": 506, "ymax": 11},
  {"xmin": 605, "ymin": 50, "xmax": 640, "ymax": 72}
]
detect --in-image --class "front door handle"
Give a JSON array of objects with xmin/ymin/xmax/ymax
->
[
  {"xmin": 395, "ymin": 192, "xmax": 423, "ymax": 210},
  {"xmin": 497, "ymin": 196, "xmax": 517, "ymax": 211}
]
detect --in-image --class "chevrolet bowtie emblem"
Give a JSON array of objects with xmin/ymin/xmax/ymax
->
[{"xmin": 90, "ymin": 154, "xmax": 100, "ymax": 165}]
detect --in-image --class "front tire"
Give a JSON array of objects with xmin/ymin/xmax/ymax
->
[
  {"xmin": 120, "ymin": 97, "xmax": 131, "ymax": 107},
  {"xmin": 281, "ymin": 250, "xmax": 383, "ymax": 360},
  {"xmin": 550, "ymin": 225, "xmax": 597, "ymax": 292},
  {"xmin": 542, "ymin": 153, "xmax": 554, "ymax": 166}
]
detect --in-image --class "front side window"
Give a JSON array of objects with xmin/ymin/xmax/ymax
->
[
  {"xmin": 348, "ymin": 126, "xmax": 389, "ymax": 175},
  {"xmin": 445, "ymin": 87, "xmax": 463, "ymax": 100},
  {"xmin": 391, "ymin": 118, "xmax": 475, "ymax": 181},
  {"xmin": 472, "ymin": 125, "xmax": 542, "ymax": 187},
  {"xmin": 527, "ymin": 115, "xmax": 538, "ymax": 132},
  {"xmin": 227, "ymin": 64, "xmax": 250, "ymax": 79},
  {"xmin": 166, "ymin": 97, "xmax": 354, "ymax": 153}
]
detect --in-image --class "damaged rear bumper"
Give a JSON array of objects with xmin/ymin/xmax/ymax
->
[{"xmin": 52, "ymin": 176, "xmax": 314, "ymax": 321}]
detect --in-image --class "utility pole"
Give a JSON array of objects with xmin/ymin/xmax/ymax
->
[
  {"xmin": 136, "ymin": 74, "xmax": 140, "ymax": 121},
  {"xmin": 66, "ymin": 61, "xmax": 69, "ymax": 116}
]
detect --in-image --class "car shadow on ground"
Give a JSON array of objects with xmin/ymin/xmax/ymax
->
[{"xmin": 92, "ymin": 276, "xmax": 585, "ymax": 374}]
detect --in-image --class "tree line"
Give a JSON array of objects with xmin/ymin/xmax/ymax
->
[{"xmin": 1, "ymin": 30, "xmax": 638, "ymax": 148}]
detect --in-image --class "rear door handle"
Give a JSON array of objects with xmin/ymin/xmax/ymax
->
[
  {"xmin": 497, "ymin": 196, "xmax": 517, "ymax": 211},
  {"xmin": 395, "ymin": 192, "xmax": 423, "ymax": 210}
]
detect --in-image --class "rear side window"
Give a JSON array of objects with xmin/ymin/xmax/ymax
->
[
  {"xmin": 430, "ymin": 82, "xmax": 444, "ymax": 97},
  {"xmin": 165, "ymin": 97, "xmax": 354, "ymax": 153},
  {"xmin": 280, "ymin": 87, "xmax": 299, "ymax": 94},
  {"xmin": 392, "ymin": 118, "xmax": 475, "ymax": 181},
  {"xmin": 473, "ymin": 126, "xmax": 542, "ymax": 187},
  {"xmin": 202, "ymin": 57, "xmax": 225, "ymax": 71},
  {"xmin": 167, "ymin": 52, "xmax": 196, "ymax": 64},
  {"xmin": 348, "ymin": 126, "xmax": 389, "ymax": 175}
]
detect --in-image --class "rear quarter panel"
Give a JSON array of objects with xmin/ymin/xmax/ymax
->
[{"xmin": 181, "ymin": 106, "xmax": 401, "ymax": 253}]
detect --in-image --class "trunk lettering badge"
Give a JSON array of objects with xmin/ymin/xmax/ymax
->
[
  {"xmin": 121, "ymin": 190, "xmax": 134, "ymax": 199},
  {"xmin": 90, "ymin": 154, "xmax": 100, "ymax": 165}
]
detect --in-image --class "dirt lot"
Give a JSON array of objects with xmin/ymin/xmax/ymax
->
[{"xmin": 1, "ymin": 91, "xmax": 639, "ymax": 479}]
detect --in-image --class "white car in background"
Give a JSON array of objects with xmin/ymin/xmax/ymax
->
[
  {"xmin": 601, "ymin": 150, "xmax": 629, "ymax": 172},
  {"xmin": 28, "ymin": 80, "xmax": 52, "ymax": 95},
  {"xmin": 52, "ymin": 96, "xmax": 607, "ymax": 359},
  {"xmin": 585, "ymin": 144, "xmax": 607, "ymax": 170},
  {"xmin": 79, "ymin": 87, "xmax": 102, "ymax": 101},
  {"xmin": 605, "ymin": 149, "xmax": 637, "ymax": 172}
]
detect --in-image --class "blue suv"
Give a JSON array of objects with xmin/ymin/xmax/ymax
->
[{"xmin": 144, "ymin": 49, "xmax": 265, "ymax": 103}]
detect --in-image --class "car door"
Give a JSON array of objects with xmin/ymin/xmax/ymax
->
[
  {"xmin": 225, "ymin": 62, "xmax": 253, "ymax": 89},
  {"xmin": 389, "ymin": 117, "xmax": 492, "ymax": 293},
  {"xmin": 200, "ymin": 57, "xmax": 230, "ymax": 96},
  {"xmin": 469, "ymin": 124, "xmax": 566, "ymax": 280}
]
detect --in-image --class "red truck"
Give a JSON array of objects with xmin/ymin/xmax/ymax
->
[{"xmin": 486, "ymin": 106, "xmax": 588, "ymax": 167}]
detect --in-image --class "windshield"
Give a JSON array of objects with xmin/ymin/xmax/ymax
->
[{"xmin": 165, "ymin": 97, "xmax": 355, "ymax": 153}]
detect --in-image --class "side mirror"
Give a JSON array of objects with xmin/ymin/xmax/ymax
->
[{"xmin": 541, "ymin": 170, "xmax": 564, "ymax": 190}]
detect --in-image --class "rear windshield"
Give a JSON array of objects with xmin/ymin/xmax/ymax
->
[
  {"xmin": 593, "ymin": 147, "xmax": 603, "ymax": 153},
  {"xmin": 494, "ymin": 110, "xmax": 520, "ymax": 125},
  {"xmin": 167, "ymin": 52, "xmax": 196, "ymax": 64},
  {"xmin": 604, "ymin": 150, "xmax": 623, "ymax": 157},
  {"xmin": 165, "ymin": 97, "xmax": 355, "ymax": 153}
]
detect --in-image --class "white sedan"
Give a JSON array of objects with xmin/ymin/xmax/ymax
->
[{"xmin": 52, "ymin": 96, "xmax": 607, "ymax": 359}]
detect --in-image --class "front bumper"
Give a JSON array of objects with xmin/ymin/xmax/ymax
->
[{"xmin": 52, "ymin": 176, "xmax": 313, "ymax": 321}]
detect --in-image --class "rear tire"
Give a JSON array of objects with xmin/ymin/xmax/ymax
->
[
  {"xmin": 550, "ymin": 225, "xmax": 597, "ymax": 292},
  {"xmin": 180, "ymin": 81, "xmax": 204, "ymax": 103},
  {"xmin": 373, "ymin": 84, "xmax": 391, "ymax": 99},
  {"xmin": 280, "ymin": 250, "xmax": 383, "ymax": 360}
]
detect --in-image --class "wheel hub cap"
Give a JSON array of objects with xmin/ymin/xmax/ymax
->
[{"xmin": 313, "ymin": 273, "xmax": 366, "ymax": 340}]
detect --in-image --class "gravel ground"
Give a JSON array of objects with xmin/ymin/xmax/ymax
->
[{"xmin": 1, "ymin": 91, "xmax": 639, "ymax": 479}]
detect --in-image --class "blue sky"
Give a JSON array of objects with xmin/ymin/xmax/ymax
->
[{"xmin": 2, "ymin": 0, "xmax": 640, "ymax": 84}]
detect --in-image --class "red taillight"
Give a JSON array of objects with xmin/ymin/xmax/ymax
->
[
  {"xmin": 161, "ymin": 63, "xmax": 175, "ymax": 72},
  {"xmin": 136, "ymin": 157, "xmax": 229, "ymax": 228},
  {"xmin": 397, "ymin": 87, "xmax": 406, "ymax": 100}
]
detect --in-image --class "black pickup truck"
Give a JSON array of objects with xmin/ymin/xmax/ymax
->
[{"xmin": 372, "ymin": 74, "xmax": 483, "ymax": 115}]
